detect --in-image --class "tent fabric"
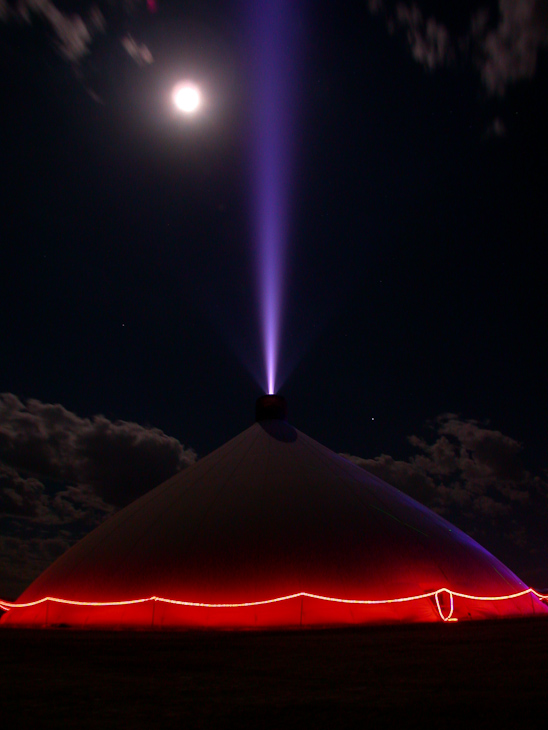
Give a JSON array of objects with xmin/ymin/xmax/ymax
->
[{"xmin": 2, "ymin": 419, "xmax": 546, "ymax": 627}]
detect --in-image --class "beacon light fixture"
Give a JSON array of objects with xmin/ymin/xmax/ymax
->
[{"xmin": 255, "ymin": 394, "xmax": 287, "ymax": 421}]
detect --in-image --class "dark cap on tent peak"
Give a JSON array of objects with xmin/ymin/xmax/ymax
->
[{"xmin": 255, "ymin": 394, "xmax": 287, "ymax": 422}]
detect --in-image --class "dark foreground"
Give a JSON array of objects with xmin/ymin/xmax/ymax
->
[{"xmin": 2, "ymin": 618, "xmax": 548, "ymax": 728}]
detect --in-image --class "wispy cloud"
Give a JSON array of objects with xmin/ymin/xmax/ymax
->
[
  {"xmin": 369, "ymin": 0, "xmax": 548, "ymax": 96},
  {"xmin": 1, "ymin": 0, "xmax": 154, "ymax": 67},
  {"xmin": 14, "ymin": 0, "xmax": 102, "ymax": 62},
  {"xmin": 476, "ymin": 0, "xmax": 548, "ymax": 95},
  {"xmin": 395, "ymin": 4, "xmax": 454, "ymax": 70},
  {"xmin": 121, "ymin": 32, "xmax": 153, "ymax": 66}
]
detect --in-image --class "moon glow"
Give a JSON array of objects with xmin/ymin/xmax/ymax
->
[{"xmin": 172, "ymin": 83, "xmax": 201, "ymax": 113}]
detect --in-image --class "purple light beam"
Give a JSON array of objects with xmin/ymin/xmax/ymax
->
[{"xmin": 248, "ymin": 1, "xmax": 301, "ymax": 395}]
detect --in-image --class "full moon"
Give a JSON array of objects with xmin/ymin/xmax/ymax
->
[{"xmin": 172, "ymin": 83, "xmax": 201, "ymax": 113}]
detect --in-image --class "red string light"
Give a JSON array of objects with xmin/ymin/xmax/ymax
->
[
  {"xmin": 1, "ymin": 587, "xmax": 546, "ymax": 622},
  {"xmin": 434, "ymin": 589, "xmax": 456, "ymax": 622}
]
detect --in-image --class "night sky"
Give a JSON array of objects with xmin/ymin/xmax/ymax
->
[{"xmin": 1, "ymin": 0, "xmax": 548, "ymax": 599}]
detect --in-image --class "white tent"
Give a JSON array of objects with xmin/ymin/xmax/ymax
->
[{"xmin": 2, "ymin": 396, "xmax": 546, "ymax": 628}]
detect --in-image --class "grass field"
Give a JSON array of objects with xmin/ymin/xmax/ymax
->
[{"xmin": 2, "ymin": 618, "xmax": 548, "ymax": 728}]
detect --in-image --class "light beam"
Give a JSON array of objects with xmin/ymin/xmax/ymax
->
[{"xmin": 248, "ymin": 1, "xmax": 301, "ymax": 394}]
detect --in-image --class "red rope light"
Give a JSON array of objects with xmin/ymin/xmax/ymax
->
[
  {"xmin": 434, "ymin": 589, "xmax": 456, "ymax": 622},
  {"xmin": 1, "ymin": 587, "xmax": 547, "ymax": 622}
]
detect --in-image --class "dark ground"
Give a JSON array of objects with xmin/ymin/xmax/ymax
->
[{"xmin": 2, "ymin": 618, "xmax": 548, "ymax": 728}]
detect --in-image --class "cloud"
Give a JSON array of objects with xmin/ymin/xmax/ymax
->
[
  {"xmin": 369, "ymin": 1, "xmax": 548, "ymax": 96},
  {"xmin": 121, "ymin": 32, "xmax": 153, "ymax": 66},
  {"xmin": 395, "ymin": 4, "xmax": 454, "ymax": 70},
  {"xmin": 15, "ymin": 0, "xmax": 101, "ymax": 62},
  {"xmin": 476, "ymin": 0, "xmax": 548, "ymax": 95},
  {"xmin": 344, "ymin": 414, "xmax": 548, "ymax": 579},
  {"xmin": 0, "ymin": 461, "xmax": 114, "ymax": 525},
  {"xmin": 0, "ymin": 463, "xmax": 112, "ymax": 597},
  {"xmin": 0, "ymin": 534, "xmax": 72, "ymax": 600},
  {"xmin": 0, "ymin": 462, "xmax": 48, "ymax": 520},
  {"xmin": 367, "ymin": 1, "xmax": 455, "ymax": 71},
  {"xmin": 345, "ymin": 452, "xmax": 437, "ymax": 505},
  {"xmin": 0, "ymin": 393, "xmax": 196, "ymax": 506},
  {"xmin": 347, "ymin": 413, "xmax": 539, "ymax": 517},
  {"xmin": 1, "ymin": 0, "xmax": 153, "ymax": 67}
]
